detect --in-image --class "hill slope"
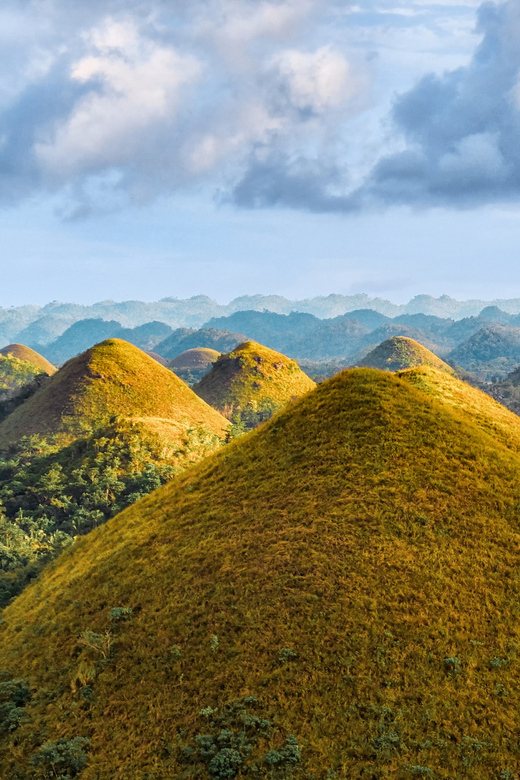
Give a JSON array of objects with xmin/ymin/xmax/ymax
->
[
  {"xmin": 194, "ymin": 340, "xmax": 316, "ymax": 425},
  {"xmin": 0, "ymin": 343, "xmax": 56, "ymax": 376},
  {"xmin": 0, "ymin": 338, "xmax": 228, "ymax": 446},
  {"xmin": 357, "ymin": 336, "xmax": 454, "ymax": 372},
  {"xmin": 4, "ymin": 369, "xmax": 520, "ymax": 776}
]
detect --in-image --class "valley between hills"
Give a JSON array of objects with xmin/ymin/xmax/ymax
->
[{"xmin": 2, "ymin": 298, "xmax": 520, "ymax": 778}]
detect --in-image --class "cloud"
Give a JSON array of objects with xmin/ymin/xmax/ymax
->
[
  {"xmin": 35, "ymin": 19, "xmax": 202, "ymax": 180},
  {"xmin": 350, "ymin": 0, "xmax": 520, "ymax": 209},
  {"xmin": 0, "ymin": 0, "xmax": 370, "ymax": 213},
  {"xmin": 3, "ymin": 0, "xmax": 517, "ymax": 216}
]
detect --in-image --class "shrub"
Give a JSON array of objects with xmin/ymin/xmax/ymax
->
[
  {"xmin": 208, "ymin": 748, "xmax": 243, "ymax": 779},
  {"xmin": 265, "ymin": 735, "xmax": 302, "ymax": 766},
  {"xmin": 109, "ymin": 607, "xmax": 133, "ymax": 621},
  {"xmin": 30, "ymin": 737, "xmax": 90, "ymax": 778},
  {"xmin": 278, "ymin": 648, "xmax": 298, "ymax": 664},
  {"xmin": 0, "ymin": 676, "xmax": 30, "ymax": 733}
]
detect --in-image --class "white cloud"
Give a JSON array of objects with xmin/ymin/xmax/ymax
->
[
  {"xmin": 270, "ymin": 46, "xmax": 362, "ymax": 113},
  {"xmin": 35, "ymin": 18, "xmax": 202, "ymax": 178},
  {"xmin": 201, "ymin": 0, "xmax": 314, "ymax": 46}
]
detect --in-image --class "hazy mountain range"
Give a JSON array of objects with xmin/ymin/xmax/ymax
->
[{"xmin": 7, "ymin": 294, "xmax": 520, "ymax": 345}]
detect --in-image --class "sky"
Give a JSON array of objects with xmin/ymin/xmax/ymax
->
[{"xmin": 2, "ymin": 0, "xmax": 520, "ymax": 305}]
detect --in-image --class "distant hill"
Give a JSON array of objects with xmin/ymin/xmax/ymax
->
[
  {"xmin": 156, "ymin": 328, "xmax": 246, "ymax": 360},
  {"xmin": 449, "ymin": 324, "xmax": 520, "ymax": 379},
  {"xmin": 170, "ymin": 348, "xmax": 220, "ymax": 386},
  {"xmin": 7, "ymin": 295, "xmax": 520, "ymax": 342},
  {"xmin": 194, "ymin": 340, "xmax": 316, "ymax": 426},
  {"xmin": 43, "ymin": 319, "xmax": 124, "ymax": 364},
  {"xmin": 4, "ymin": 367, "xmax": 520, "ymax": 775},
  {"xmin": 357, "ymin": 336, "xmax": 454, "ymax": 373},
  {"xmin": 0, "ymin": 338, "xmax": 228, "ymax": 447},
  {"xmin": 16, "ymin": 314, "xmax": 75, "ymax": 348},
  {"xmin": 0, "ymin": 344, "xmax": 56, "ymax": 376},
  {"xmin": 119, "ymin": 321, "xmax": 173, "ymax": 351},
  {"xmin": 204, "ymin": 311, "xmax": 320, "ymax": 354},
  {"xmin": 0, "ymin": 345, "xmax": 55, "ymax": 405}
]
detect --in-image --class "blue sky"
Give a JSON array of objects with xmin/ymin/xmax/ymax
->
[{"xmin": 2, "ymin": 0, "xmax": 520, "ymax": 305}]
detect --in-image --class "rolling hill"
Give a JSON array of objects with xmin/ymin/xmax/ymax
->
[
  {"xmin": 2, "ymin": 367, "xmax": 520, "ymax": 776},
  {"xmin": 194, "ymin": 340, "xmax": 316, "ymax": 426},
  {"xmin": 0, "ymin": 338, "xmax": 228, "ymax": 448},
  {"xmin": 357, "ymin": 336, "xmax": 454, "ymax": 373},
  {"xmin": 171, "ymin": 348, "xmax": 220, "ymax": 386},
  {"xmin": 0, "ymin": 343, "xmax": 56, "ymax": 376}
]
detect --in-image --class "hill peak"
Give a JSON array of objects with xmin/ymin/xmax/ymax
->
[
  {"xmin": 4, "ymin": 367, "xmax": 520, "ymax": 775},
  {"xmin": 357, "ymin": 336, "xmax": 453, "ymax": 373},
  {"xmin": 0, "ymin": 343, "xmax": 56, "ymax": 375},
  {"xmin": 194, "ymin": 340, "xmax": 316, "ymax": 423},
  {"xmin": 0, "ymin": 338, "xmax": 228, "ymax": 446}
]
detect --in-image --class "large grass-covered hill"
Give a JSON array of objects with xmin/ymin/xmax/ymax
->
[
  {"xmin": 0, "ymin": 344, "xmax": 56, "ymax": 377},
  {"xmin": 356, "ymin": 336, "xmax": 454, "ymax": 373},
  {"xmin": 171, "ymin": 348, "xmax": 221, "ymax": 386},
  {"xmin": 194, "ymin": 340, "xmax": 316, "ymax": 427},
  {"xmin": 2, "ymin": 367, "xmax": 520, "ymax": 776},
  {"xmin": 0, "ymin": 339, "xmax": 229, "ymax": 607},
  {"xmin": 0, "ymin": 338, "xmax": 227, "ymax": 447}
]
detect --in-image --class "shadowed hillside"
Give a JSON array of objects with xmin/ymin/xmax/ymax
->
[
  {"xmin": 194, "ymin": 340, "xmax": 316, "ymax": 427},
  {"xmin": 449, "ymin": 324, "xmax": 520, "ymax": 379},
  {"xmin": 3, "ymin": 368, "xmax": 520, "ymax": 776},
  {"xmin": 357, "ymin": 336, "xmax": 454, "ymax": 373}
]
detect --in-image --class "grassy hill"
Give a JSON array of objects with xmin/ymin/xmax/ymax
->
[
  {"xmin": 357, "ymin": 336, "xmax": 454, "ymax": 373},
  {"xmin": 171, "ymin": 348, "xmax": 221, "ymax": 386},
  {"xmin": 0, "ymin": 338, "xmax": 228, "ymax": 447},
  {"xmin": 194, "ymin": 341, "xmax": 316, "ymax": 427},
  {"xmin": 0, "ymin": 344, "xmax": 56, "ymax": 376},
  {"xmin": 3, "ymin": 367, "xmax": 520, "ymax": 776}
]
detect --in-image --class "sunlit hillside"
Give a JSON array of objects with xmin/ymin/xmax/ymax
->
[
  {"xmin": 2, "ymin": 368, "xmax": 520, "ymax": 777},
  {"xmin": 356, "ymin": 336, "xmax": 454, "ymax": 373},
  {"xmin": 194, "ymin": 340, "xmax": 316, "ymax": 427}
]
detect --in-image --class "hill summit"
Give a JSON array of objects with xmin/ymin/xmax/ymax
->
[
  {"xmin": 0, "ymin": 338, "xmax": 228, "ymax": 447},
  {"xmin": 171, "ymin": 347, "xmax": 220, "ymax": 386},
  {"xmin": 3, "ymin": 367, "xmax": 520, "ymax": 776},
  {"xmin": 0, "ymin": 343, "xmax": 56, "ymax": 376},
  {"xmin": 194, "ymin": 340, "xmax": 316, "ymax": 426},
  {"xmin": 357, "ymin": 335, "xmax": 453, "ymax": 373}
]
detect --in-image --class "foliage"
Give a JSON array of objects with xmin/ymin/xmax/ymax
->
[
  {"xmin": 0, "ymin": 673, "xmax": 30, "ymax": 734},
  {"xmin": 182, "ymin": 698, "xmax": 300, "ymax": 779},
  {"xmin": 0, "ymin": 418, "xmax": 224, "ymax": 607},
  {"xmin": 0, "ymin": 354, "xmax": 46, "ymax": 395},
  {"xmin": 30, "ymin": 737, "xmax": 90, "ymax": 779}
]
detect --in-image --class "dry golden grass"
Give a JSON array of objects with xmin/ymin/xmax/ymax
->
[
  {"xmin": 0, "ymin": 343, "xmax": 56, "ymax": 375},
  {"xmin": 357, "ymin": 336, "xmax": 454, "ymax": 373},
  {"xmin": 0, "ymin": 338, "xmax": 228, "ymax": 447},
  {"xmin": 2, "ymin": 368, "xmax": 520, "ymax": 777},
  {"xmin": 194, "ymin": 340, "xmax": 316, "ymax": 419}
]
